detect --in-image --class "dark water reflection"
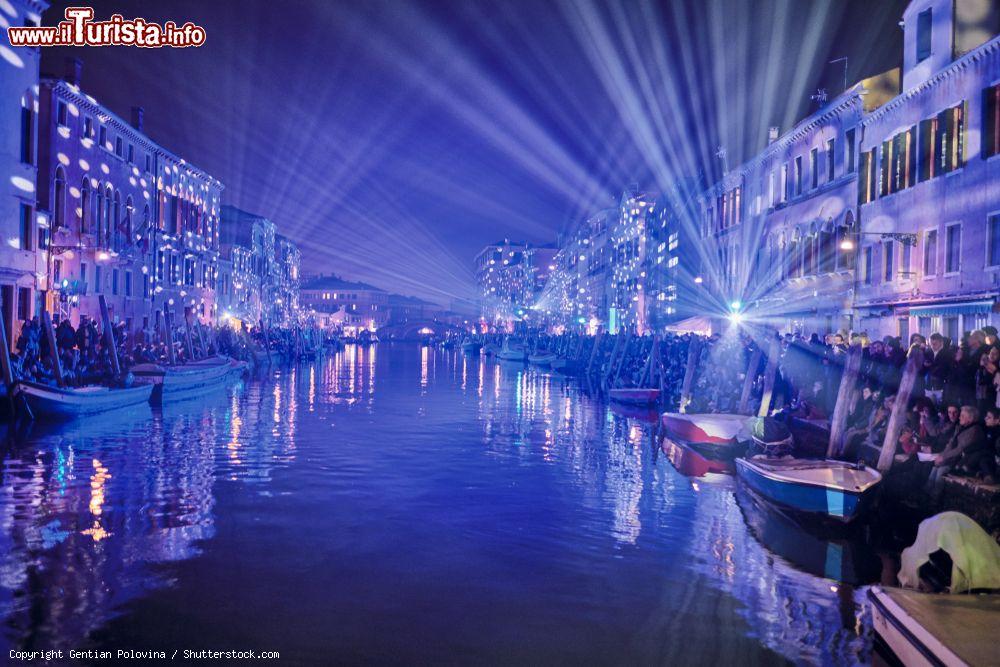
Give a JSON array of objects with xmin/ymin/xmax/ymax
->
[{"xmin": 0, "ymin": 344, "xmax": 878, "ymax": 664}]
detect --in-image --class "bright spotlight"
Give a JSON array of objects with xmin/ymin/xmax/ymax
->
[
  {"xmin": 730, "ymin": 300, "xmax": 742, "ymax": 311},
  {"xmin": 694, "ymin": 276, "xmax": 703, "ymax": 284},
  {"xmin": 839, "ymin": 238, "xmax": 855, "ymax": 251},
  {"xmin": 728, "ymin": 312, "xmax": 744, "ymax": 324}
]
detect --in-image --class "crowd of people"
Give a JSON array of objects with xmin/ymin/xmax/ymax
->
[
  {"xmin": 5, "ymin": 314, "xmax": 319, "ymax": 390},
  {"xmin": 500, "ymin": 324, "xmax": 1000, "ymax": 496},
  {"xmin": 686, "ymin": 326, "xmax": 1000, "ymax": 494}
]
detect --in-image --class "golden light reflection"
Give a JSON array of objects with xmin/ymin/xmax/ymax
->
[
  {"xmin": 83, "ymin": 459, "xmax": 111, "ymax": 542},
  {"xmin": 308, "ymin": 365, "xmax": 316, "ymax": 410},
  {"xmin": 228, "ymin": 391, "xmax": 243, "ymax": 466},
  {"xmin": 421, "ymin": 345, "xmax": 429, "ymax": 390}
]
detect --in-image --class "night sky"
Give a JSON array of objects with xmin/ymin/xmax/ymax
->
[{"xmin": 41, "ymin": 0, "xmax": 909, "ymax": 305}]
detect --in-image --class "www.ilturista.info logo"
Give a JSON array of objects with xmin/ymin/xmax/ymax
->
[{"xmin": 7, "ymin": 7, "xmax": 206, "ymax": 48}]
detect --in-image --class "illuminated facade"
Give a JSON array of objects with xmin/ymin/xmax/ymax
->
[
  {"xmin": 854, "ymin": 0, "xmax": 1000, "ymax": 339},
  {"xmin": 474, "ymin": 239, "xmax": 554, "ymax": 330},
  {"xmin": 0, "ymin": 0, "xmax": 47, "ymax": 346},
  {"xmin": 299, "ymin": 275, "xmax": 389, "ymax": 333},
  {"xmin": 696, "ymin": 0, "xmax": 999, "ymax": 338},
  {"xmin": 219, "ymin": 205, "xmax": 296, "ymax": 328},
  {"xmin": 36, "ymin": 61, "xmax": 223, "ymax": 333},
  {"xmin": 274, "ymin": 234, "xmax": 300, "ymax": 326}
]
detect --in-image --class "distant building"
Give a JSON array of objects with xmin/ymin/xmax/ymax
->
[
  {"xmin": 274, "ymin": 234, "xmax": 300, "ymax": 326},
  {"xmin": 0, "ymin": 0, "xmax": 47, "ymax": 347},
  {"xmin": 299, "ymin": 274, "xmax": 389, "ymax": 334},
  {"xmin": 219, "ymin": 205, "xmax": 278, "ymax": 327},
  {"xmin": 474, "ymin": 239, "xmax": 557, "ymax": 331}
]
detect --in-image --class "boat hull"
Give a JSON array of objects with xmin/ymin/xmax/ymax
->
[
  {"xmin": 735, "ymin": 458, "xmax": 880, "ymax": 523},
  {"xmin": 17, "ymin": 381, "xmax": 154, "ymax": 419},
  {"xmin": 609, "ymin": 388, "xmax": 660, "ymax": 406},
  {"xmin": 869, "ymin": 586, "xmax": 1000, "ymax": 667},
  {"xmin": 133, "ymin": 358, "xmax": 234, "ymax": 405},
  {"xmin": 528, "ymin": 354, "xmax": 557, "ymax": 366}
]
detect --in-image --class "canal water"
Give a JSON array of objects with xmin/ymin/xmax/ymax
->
[{"xmin": 0, "ymin": 344, "xmax": 887, "ymax": 664}]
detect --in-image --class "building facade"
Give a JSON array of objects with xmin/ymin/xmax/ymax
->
[
  {"xmin": 0, "ymin": 0, "xmax": 48, "ymax": 347},
  {"xmin": 36, "ymin": 60, "xmax": 223, "ymax": 335},
  {"xmin": 854, "ymin": 0, "xmax": 1000, "ymax": 340},
  {"xmin": 299, "ymin": 275, "xmax": 389, "ymax": 334}
]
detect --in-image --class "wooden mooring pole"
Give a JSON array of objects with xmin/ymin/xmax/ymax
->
[
  {"xmin": 680, "ymin": 337, "xmax": 701, "ymax": 412},
  {"xmin": 98, "ymin": 295, "xmax": 121, "ymax": 379},
  {"xmin": 877, "ymin": 345, "xmax": 925, "ymax": 472},
  {"xmin": 738, "ymin": 346, "xmax": 763, "ymax": 415},
  {"xmin": 757, "ymin": 336, "xmax": 781, "ymax": 417},
  {"xmin": 827, "ymin": 343, "xmax": 864, "ymax": 458},
  {"xmin": 41, "ymin": 311, "xmax": 64, "ymax": 387}
]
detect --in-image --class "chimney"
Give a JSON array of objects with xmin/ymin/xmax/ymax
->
[
  {"xmin": 130, "ymin": 106, "xmax": 144, "ymax": 132},
  {"xmin": 768, "ymin": 126, "xmax": 780, "ymax": 144},
  {"xmin": 64, "ymin": 57, "xmax": 82, "ymax": 86}
]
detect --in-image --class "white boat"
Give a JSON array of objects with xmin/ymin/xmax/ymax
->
[
  {"xmin": 496, "ymin": 340, "xmax": 527, "ymax": 362},
  {"xmin": 869, "ymin": 586, "xmax": 1000, "ymax": 667},
  {"xmin": 735, "ymin": 457, "xmax": 882, "ymax": 522},
  {"xmin": 16, "ymin": 381, "xmax": 154, "ymax": 419},
  {"xmin": 528, "ymin": 352, "xmax": 558, "ymax": 366},
  {"xmin": 132, "ymin": 356, "xmax": 234, "ymax": 405}
]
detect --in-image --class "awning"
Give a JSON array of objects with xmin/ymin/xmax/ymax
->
[
  {"xmin": 665, "ymin": 315, "xmax": 712, "ymax": 335},
  {"xmin": 908, "ymin": 300, "xmax": 995, "ymax": 318}
]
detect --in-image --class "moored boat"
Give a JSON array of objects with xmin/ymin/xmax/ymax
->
[
  {"xmin": 16, "ymin": 381, "xmax": 154, "ymax": 419},
  {"xmin": 132, "ymin": 356, "xmax": 234, "ymax": 405},
  {"xmin": 496, "ymin": 340, "xmax": 527, "ymax": 362},
  {"xmin": 661, "ymin": 437, "xmax": 734, "ymax": 478},
  {"xmin": 461, "ymin": 340, "xmax": 482, "ymax": 354},
  {"xmin": 608, "ymin": 387, "xmax": 660, "ymax": 406},
  {"xmin": 735, "ymin": 457, "xmax": 881, "ymax": 523},
  {"xmin": 660, "ymin": 412, "xmax": 750, "ymax": 459},
  {"xmin": 482, "ymin": 342, "xmax": 501, "ymax": 357},
  {"xmin": 868, "ymin": 586, "xmax": 1000, "ymax": 667},
  {"xmin": 527, "ymin": 352, "xmax": 558, "ymax": 366}
]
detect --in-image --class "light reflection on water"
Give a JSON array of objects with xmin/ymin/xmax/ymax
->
[{"xmin": 0, "ymin": 344, "xmax": 875, "ymax": 663}]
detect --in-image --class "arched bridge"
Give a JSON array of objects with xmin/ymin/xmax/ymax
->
[{"xmin": 379, "ymin": 320, "xmax": 467, "ymax": 340}]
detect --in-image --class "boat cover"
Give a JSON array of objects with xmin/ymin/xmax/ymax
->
[
  {"xmin": 662, "ymin": 413, "xmax": 751, "ymax": 444},
  {"xmin": 899, "ymin": 512, "xmax": 1000, "ymax": 593}
]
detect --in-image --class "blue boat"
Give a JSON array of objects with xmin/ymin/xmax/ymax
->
[{"xmin": 735, "ymin": 457, "xmax": 882, "ymax": 523}]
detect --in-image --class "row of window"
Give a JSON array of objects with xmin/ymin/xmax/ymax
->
[
  {"xmin": 859, "ymin": 82, "xmax": 1000, "ymax": 205},
  {"xmin": 55, "ymin": 99, "xmax": 151, "ymax": 172},
  {"xmin": 858, "ymin": 216, "xmax": 1000, "ymax": 285}
]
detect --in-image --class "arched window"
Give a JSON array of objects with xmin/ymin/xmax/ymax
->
[
  {"xmin": 112, "ymin": 191, "xmax": 121, "ymax": 250},
  {"xmin": 819, "ymin": 224, "xmax": 835, "ymax": 273},
  {"xmin": 80, "ymin": 178, "xmax": 91, "ymax": 234},
  {"xmin": 124, "ymin": 195, "xmax": 134, "ymax": 246},
  {"xmin": 837, "ymin": 211, "xmax": 857, "ymax": 271},
  {"xmin": 94, "ymin": 182, "xmax": 104, "ymax": 242},
  {"xmin": 53, "ymin": 167, "xmax": 66, "ymax": 229},
  {"xmin": 103, "ymin": 185, "xmax": 113, "ymax": 247}
]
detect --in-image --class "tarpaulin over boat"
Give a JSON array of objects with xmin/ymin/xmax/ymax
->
[
  {"xmin": 899, "ymin": 512, "xmax": 1000, "ymax": 593},
  {"xmin": 661, "ymin": 413, "xmax": 751, "ymax": 444}
]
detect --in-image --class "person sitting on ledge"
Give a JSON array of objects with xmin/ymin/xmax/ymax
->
[{"xmin": 925, "ymin": 405, "xmax": 987, "ymax": 500}]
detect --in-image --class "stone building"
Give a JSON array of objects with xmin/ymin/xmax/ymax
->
[
  {"xmin": 299, "ymin": 275, "xmax": 389, "ymax": 334},
  {"xmin": 36, "ymin": 59, "xmax": 223, "ymax": 334},
  {"xmin": 0, "ymin": 0, "xmax": 48, "ymax": 346},
  {"xmin": 854, "ymin": 0, "xmax": 1000, "ymax": 340}
]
